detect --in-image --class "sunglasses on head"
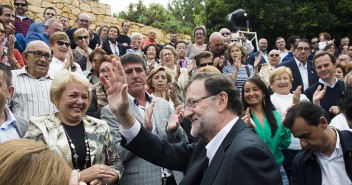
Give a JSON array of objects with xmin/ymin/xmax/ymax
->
[
  {"xmin": 270, "ymin": 54, "xmax": 280, "ymax": 57},
  {"xmin": 14, "ymin": 3, "xmax": 26, "ymax": 7},
  {"xmin": 56, "ymin": 40, "xmax": 70, "ymax": 47},
  {"xmin": 77, "ymin": 35, "xmax": 89, "ymax": 40}
]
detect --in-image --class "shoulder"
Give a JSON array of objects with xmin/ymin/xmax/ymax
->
[
  {"xmin": 83, "ymin": 115, "xmax": 108, "ymax": 127},
  {"xmin": 29, "ymin": 113, "xmax": 54, "ymax": 123}
]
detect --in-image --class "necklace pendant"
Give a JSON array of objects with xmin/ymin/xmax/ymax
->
[
  {"xmin": 70, "ymin": 143, "xmax": 75, "ymax": 149},
  {"xmin": 73, "ymin": 154, "xmax": 79, "ymax": 159}
]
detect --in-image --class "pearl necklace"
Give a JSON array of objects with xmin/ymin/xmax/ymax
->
[{"xmin": 63, "ymin": 124, "xmax": 90, "ymax": 171}]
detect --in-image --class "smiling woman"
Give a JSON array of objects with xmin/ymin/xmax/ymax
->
[{"xmin": 24, "ymin": 70, "xmax": 123, "ymax": 185}]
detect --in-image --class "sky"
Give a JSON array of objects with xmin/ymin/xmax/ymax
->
[{"xmin": 100, "ymin": 0, "xmax": 170, "ymax": 15}]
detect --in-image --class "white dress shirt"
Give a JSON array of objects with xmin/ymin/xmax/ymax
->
[
  {"xmin": 316, "ymin": 129, "xmax": 352, "ymax": 185},
  {"xmin": 294, "ymin": 58, "xmax": 309, "ymax": 90}
]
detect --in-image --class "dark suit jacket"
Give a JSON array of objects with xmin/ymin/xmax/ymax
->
[
  {"xmin": 122, "ymin": 119, "xmax": 282, "ymax": 185},
  {"xmin": 278, "ymin": 59, "xmax": 319, "ymax": 92},
  {"xmin": 247, "ymin": 51, "xmax": 268, "ymax": 66},
  {"xmin": 101, "ymin": 40, "xmax": 125, "ymax": 56},
  {"xmin": 66, "ymin": 28, "xmax": 100, "ymax": 50}
]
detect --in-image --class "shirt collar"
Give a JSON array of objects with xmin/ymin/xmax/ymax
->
[
  {"xmin": 294, "ymin": 57, "xmax": 307, "ymax": 69},
  {"xmin": 17, "ymin": 66, "xmax": 52, "ymax": 80},
  {"xmin": 128, "ymin": 92, "xmax": 153, "ymax": 106},
  {"xmin": 205, "ymin": 117, "xmax": 238, "ymax": 165},
  {"xmin": 319, "ymin": 77, "xmax": 338, "ymax": 88},
  {"xmin": 1, "ymin": 106, "xmax": 17, "ymax": 129},
  {"xmin": 316, "ymin": 128, "xmax": 341, "ymax": 157}
]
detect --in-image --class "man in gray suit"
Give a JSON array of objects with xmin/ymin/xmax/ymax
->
[
  {"xmin": 0, "ymin": 63, "xmax": 28, "ymax": 143},
  {"xmin": 101, "ymin": 53, "xmax": 188, "ymax": 185}
]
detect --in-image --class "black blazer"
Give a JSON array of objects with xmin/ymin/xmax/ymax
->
[
  {"xmin": 101, "ymin": 39, "xmax": 125, "ymax": 56},
  {"xmin": 279, "ymin": 59, "xmax": 319, "ymax": 92},
  {"xmin": 122, "ymin": 119, "xmax": 282, "ymax": 185}
]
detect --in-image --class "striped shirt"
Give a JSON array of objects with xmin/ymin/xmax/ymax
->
[
  {"xmin": 10, "ymin": 67, "xmax": 57, "ymax": 121},
  {"xmin": 14, "ymin": 15, "xmax": 34, "ymax": 37}
]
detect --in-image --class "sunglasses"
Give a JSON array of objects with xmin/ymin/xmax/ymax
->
[
  {"xmin": 221, "ymin": 32, "xmax": 231, "ymax": 36},
  {"xmin": 77, "ymin": 35, "xmax": 89, "ymax": 40},
  {"xmin": 269, "ymin": 54, "xmax": 280, "ymax": 57},
  {"xmin": 312, "ymin": 41, "xmax": 319, "ymax": 44},
  {"xmin": 14, "ymin": 3, "xmax": 26, "ymax": 7},
  {"xmin": 56, "ymin": 40, "xmax": 70, "ymax": 47},
  {"xmin": 26, "ymin": 51, "xmax": 52, "ymax": 60},
  {"xmin": 198, "ymin": 62, "xmax": 214, "ymax": 67}
]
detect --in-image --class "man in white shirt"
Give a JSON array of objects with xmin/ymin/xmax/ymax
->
[
  {"xmin": 10, "ymin": 40, "xmax": 56, "ymax": 121},
  {"xmin": 276, "ymin": 37, "xmax": 288, "ymax": 62},
  {"xmin": 283, "ymin": 101, "xmax": 352, "ymax": 185},
  {"xmin": 100, "ymin": 64, "xmax": 281, "ymax": 185}
]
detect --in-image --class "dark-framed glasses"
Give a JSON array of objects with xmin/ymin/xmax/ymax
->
[
  {"xmin": 269, "ymin": 54, "xmax": 280, "ymax": 57},
  {"xmin": 198, "ymin": 62, "xmax": 214, "ymax": 68},
  {"xmin": 14, "ymin": 3, "xmax": 26, "ymax": 7},
  {"xmin": 26, "ymin": 51, "xmax": 52, "ymax": 60}
]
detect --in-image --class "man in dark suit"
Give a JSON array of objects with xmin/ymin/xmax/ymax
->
[
  {"xmin": 247, "ymin": 38, "xmax": 269, "ymax": 67},
  {"xmin": 100, "ymin": 62, "xmax": 282, "ymax": 185},
  {"xmin": 279, "ymin": 39, "xmax": 319, "ymax": 92},
  {"xmin": 66, "ymin": 13, "xmax": 99, "ymax": 50}
]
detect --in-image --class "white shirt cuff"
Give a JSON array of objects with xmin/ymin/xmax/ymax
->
[{"xmin": 119, "ymin": 120, "xmax": 141, "ymax": 144}]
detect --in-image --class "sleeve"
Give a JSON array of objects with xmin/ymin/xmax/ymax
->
[
  {"xmin": 104, "ymin": 126, "xmax": 124, "ymax": 178},
  {"xmin": 274, "ymin": 111, "xmax": 291, "ymax": 149},
  {"xmin": 23, "ymin": 120, "xmax": 46, "ymax": 144},
  {"xmin": 13, "ymin": 49, "xmax": 25, "ymax": 67}
]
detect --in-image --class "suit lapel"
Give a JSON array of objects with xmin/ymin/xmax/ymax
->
[
  {"xmin": 129, "ymin": 101, "xmax": 144, "ymax": 124},
  {"xmin": 200, "ymin": 119, "xmax": 248, "ymax": 185},
  {"xmin": 180, "ymin": 149, "xmax": 209, "ymax": 185},
  {"xmin": 307, "ymin": 62, "xmax": 317, "ymax": 86}
]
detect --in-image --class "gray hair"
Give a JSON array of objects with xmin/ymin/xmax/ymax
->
[{"xmin": 45, "ymin": 18, "xmax": 62, "ymax": 27}]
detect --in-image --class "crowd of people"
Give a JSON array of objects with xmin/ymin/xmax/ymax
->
[{"xmin": 1, "ymin": 1, "xmax": 352, "ymax": 185}]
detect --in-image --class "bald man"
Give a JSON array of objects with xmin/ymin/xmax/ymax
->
[
  {"xmin": 66, "ymin": 13, "xmax": 100, "ymax": 49},
  {"xmin": 206, "ymin": 32, "xmax": 226, "ymax": 71}
]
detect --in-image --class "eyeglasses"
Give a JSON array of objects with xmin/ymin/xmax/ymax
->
[
  {"xmin": 232, "ymin": 39, "xmax": 239, "ymax": 42},
  {"xmin": 312, "ymin": 41, "xmax": 319, "ymax": 44},
  {"xmin": 198, "ymin": 62, "xmax": 214, "ymax": 67},
  {"xmin": 14, "ymin": 3, "xmax": 27, "ymax": 7},
  {"xmin": 45, "ymin": 13, "xmax": 56, "ymax": 16},
  {"xmin": 296, "ymin": 47, "xmax": 310, "ymax": 52},
  {"xmin": 77, "ymin": 35, "xmax": 89, "ymax": 40},
  {"xmin": 26, "ymin": 51, "xmax": 52, "ymax": 60},
  {"xmin": 79, "ymin": 19, "xmax": 90, "ymax": 23},
  {"xmin": 184, "ymin": 94, "xmax": 216, "ymax": 110},
  {"xmin": 269, "ymin": 54, "xmax": 280, "ymax": 57},
  {"xmin": 221, "ymin": 32, "xmax": 231, "ymax": 36},
  {"xmin": 56, "ymin": 40, "xmax": 70, "ymax": 47},
  {"xmin": 274, "ymin": 77, "xmax": 290, "ymax": 82}
]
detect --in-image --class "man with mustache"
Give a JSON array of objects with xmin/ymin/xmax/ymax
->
[
  {"xmin": 283, "ymin": 101, "xmax": 352, "ymax": 185},
  {"xmin": 101, "ymin": 53, "xmax": 188, "ymax": 185},
  {"xmin": 0, "ymin": 63, "xmax": 27, "ymax": 143},
  {"xmin": 10, "ymin": 40, "xmax": 57, "ymax": 121}
]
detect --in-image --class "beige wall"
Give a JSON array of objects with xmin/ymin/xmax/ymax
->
[{"xmin": 1, "ymin": 0, "xmax": 191, "ymax": 44}]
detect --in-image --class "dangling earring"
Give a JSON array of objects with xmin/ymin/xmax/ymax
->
[{"xmin": 263, "ymin": 98, "xmax": 266, "ymax": 107}]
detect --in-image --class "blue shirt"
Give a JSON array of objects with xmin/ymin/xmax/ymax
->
[
  {"xmin": 27, "ymin": 22, "xmax": 45, "ymax": 36},
  {"xmin": 0, "ymin": 106, "xmax": 19, "ymax": 143}
]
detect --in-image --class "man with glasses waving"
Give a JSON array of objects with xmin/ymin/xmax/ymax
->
[
  {"xmin": 279, "ymin": 39, "xmax": 319, "ymax": 92},
  {"xmin": 102, "ymin": 60, "xmax": 282, "ymax": 184},
  {"xmin": 10, "ymin": 40, "xmax": 57, "ymax": 121},
  {"xmin": 13, "ymin": 0, "xmax": 33, "ymax": 37}
]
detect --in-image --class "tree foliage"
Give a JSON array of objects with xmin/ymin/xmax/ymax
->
[
  {"xmin": 115, "ymin": 0, "xmax": 351, "ymax": 47},
  {"xmin": 115, "ymin": 0, "xmax": 193, "ymax": 34}
]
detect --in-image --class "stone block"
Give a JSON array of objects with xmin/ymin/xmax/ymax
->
[
  {"xmin": 92, "ymin": 7, "xmax": 105, "ymax": 15},
  {"xmin": 29, "ymin": 5, "xmax": 43, "ymax": 14},
  {"xmin": 31, "ymin": 0, "xmax": 42, "ymax": 6},
  {"xmin": 71, "ymin": 7, "xmax": 81, "ymax": 16},
  {"xmin": 80, "ymin": 3, "xmax": 91, "ymax": 12},
  {"xmin": 56, "ymin": 3, "xmax": 64, "ymax": 9},
  {"xmin": 62, "ymin": 6, "xmax": 71, "ymax": 14}
]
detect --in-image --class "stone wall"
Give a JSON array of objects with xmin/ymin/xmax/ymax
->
[{"xmin": 1, "ymin": 0, "xmax": 192, "ymax": 44}]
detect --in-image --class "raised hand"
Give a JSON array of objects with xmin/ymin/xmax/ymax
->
[
  {"xmin": 292, "ymin": 85, "xmax": 302, "ymax": 104},
  {"xmin": 312, "ymin": 85, "xmax": 327, "ymax": 105},
  {"xmin": 241, "ymin": 107, "xmax": 256, "ymax": 129},
  {"xmin": 144, "ymin": 101, "xmax": 155, "ymax": 131},
  {"xmin": 175, "ymin": 64, "xmax": 181, "ymax": 81},
  {"xmin": 187, "ymin": 59, "xmax": 196, "ymax": 75},
  {"xmin": 329, "ymin": 106, "xmax": 340, "ymax": 115},
  {"xmin": 100, "ymin": 58, "xmax": 136, "ymax": 129},
  {"xmin": 167, "ymin": 105, "xmax": 183, "ymax": 132},
  {"xmin": 219, "ymin": 55, "xmax": 225, "ymax": 68}
]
